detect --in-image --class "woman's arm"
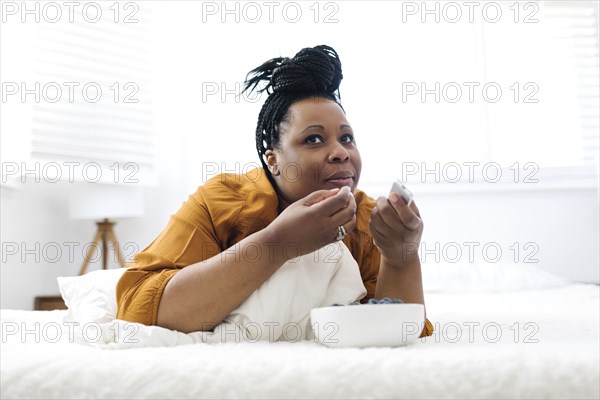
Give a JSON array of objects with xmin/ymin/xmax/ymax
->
[
  {"xmin": 369, "ymin": 191, "xmax": 425, "ymax": 306},
  {"xmin": 375, "ymin": 256, "xmax": 425, "ymax": 306},
  {"xmin": 368, "ymin": 192, "xmax": 432, "ymax": 336},
  {"xmin": 376, "ymin": 256, "xmax": 433, "ymax": 337},
  {"xmin": 156, "ymin": 227, "xmax": 286, "ymax": 333},
  {"xmin": 157, "ymin": 186, "xmax": 357, "ymax": 333}
]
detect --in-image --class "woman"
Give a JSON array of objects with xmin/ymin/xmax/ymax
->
[{"xmin": 116, "ymin": 45, "xmax": 434, "ymax": 338}]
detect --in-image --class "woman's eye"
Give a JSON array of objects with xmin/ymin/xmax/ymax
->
[
  {"xmin": 306, "ymin": 135, "xmax": 323, "ymax": 144},
  {"xmin": 341, "ymin": 134, "xmax": 355, "ymax": 143}
]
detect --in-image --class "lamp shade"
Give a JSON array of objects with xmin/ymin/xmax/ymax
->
[{"xmin": 68, "ymin": 184, "xmax": 144, "ymax": 220}]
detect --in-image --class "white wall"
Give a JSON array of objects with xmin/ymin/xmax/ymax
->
[
  {"xmin": 0, "ymin": 126, "xmax": 190, "ymax": 309},
  {"xmin": 1, "ymin": 1, "xmax": 598, "ymax": 310},
  {"xmin": 390, "ymin": 186, "xmax": 599, "ymax": 283},
  {"xmin": 2, "ymin": 171, "xmax": 598, "ymax": 310}
]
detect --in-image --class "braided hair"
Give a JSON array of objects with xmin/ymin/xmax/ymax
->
[{"xmin": 242, "ymin": 45, "xmax": 345, "ymax": 188}]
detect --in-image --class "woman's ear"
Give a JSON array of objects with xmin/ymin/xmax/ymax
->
[{"xmin": 264, "ymin": 150, "xmax": 280, "ymax": 176}]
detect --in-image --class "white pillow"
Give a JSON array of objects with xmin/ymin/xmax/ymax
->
[
  {"xmin": 422, "ymin": 262, "xmax": 570, "ymax": 293},
  {"xmin": 57, "ymin": 268, "xmax": 126, "ymax": 324}
]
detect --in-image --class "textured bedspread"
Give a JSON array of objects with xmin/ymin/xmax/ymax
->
[{"xmin": 2, "ymin": 284, "xmax": 598, "ymax": 399}]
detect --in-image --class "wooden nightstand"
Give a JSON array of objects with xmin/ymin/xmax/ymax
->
[{"xmin": 34, "ymin": 296, "xmax": 67, "ymax": 311}]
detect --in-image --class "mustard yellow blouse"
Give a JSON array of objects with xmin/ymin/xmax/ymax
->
[{"xmin": 116, "ymin": 167, "xmax": 434, "ymax": 338}]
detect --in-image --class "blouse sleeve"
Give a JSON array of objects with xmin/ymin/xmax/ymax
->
[
  {"xmin": 115, "ymin": 178, "xmax": 240, "ymax": 325},
  {"xmin": 127, "ymin": 188, "xmax": 224, "ymax": 273},
  {"xmin": 420, "ymin": 319, "xmax": 434, "ymax": 338}
]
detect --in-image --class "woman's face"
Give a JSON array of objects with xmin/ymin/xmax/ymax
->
[{"xmin": 265, "ymin": 96, "xmax": 362, "ymax": 209}]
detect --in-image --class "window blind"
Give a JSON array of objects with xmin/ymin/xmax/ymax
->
[
  {"xmin": 543, "ymin": 1, "xmax": 599, "ymax": 168},
  {"xmin": 9, "ymin": 2, "xmax": 158, "ymax": 186}
]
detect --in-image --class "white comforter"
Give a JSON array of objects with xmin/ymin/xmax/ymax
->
[{"xmin": 2, "ymin": 283, "xmax": 599, "ymax": 399}]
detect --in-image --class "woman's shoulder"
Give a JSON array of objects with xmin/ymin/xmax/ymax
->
[
  {"xmin": 188, "ymin": 167, "xmax": 278, "ymax": 231},
  {"xmin": 195, "ymin": 167, "xmax": 275, "ymax": 203}
]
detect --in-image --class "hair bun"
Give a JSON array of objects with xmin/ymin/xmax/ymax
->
[{"xmin": 270, "ymin": 45, "xmax": 343, "ymax": 96}]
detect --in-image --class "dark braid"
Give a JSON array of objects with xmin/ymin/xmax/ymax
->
[{"xmin": 242, "ymin": 45, "xmax": 345, "ymax": 189}]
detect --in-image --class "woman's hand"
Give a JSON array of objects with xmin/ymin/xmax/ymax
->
[
  {"xmin": 369, "ymin": 192, "xmax": 423, "ymax": 268},
  {"xmin": 267, "ymin": 186, "xmax": 357, "ymax": 260}
]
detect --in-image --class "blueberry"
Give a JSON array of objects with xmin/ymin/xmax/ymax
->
[{"xmin": 365, "ymin": 297, "xmax": 404, "ymax": 304}]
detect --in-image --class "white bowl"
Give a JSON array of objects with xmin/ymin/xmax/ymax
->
[{"xmin": 310, "ymin": 303, "xmax": 425, "ymax": 348}]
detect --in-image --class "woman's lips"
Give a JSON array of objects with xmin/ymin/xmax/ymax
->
[{"xmin": 326, "ymin": 177, "xmax": 354, "ymax": 187}]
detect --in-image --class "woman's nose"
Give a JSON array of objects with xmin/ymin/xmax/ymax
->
[{"xmin": 328, "ymin": 143, "xmax": 350, "ymax": 163}]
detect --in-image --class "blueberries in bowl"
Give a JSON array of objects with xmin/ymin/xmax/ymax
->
[
  {"xmin": 367, "ymin": 297, "xmax": 404, "ymax": 304},
  {"xmin": 331, "ymin": 297, "xmax": 404, "ymax": 306}
]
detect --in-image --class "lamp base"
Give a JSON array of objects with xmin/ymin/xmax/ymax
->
[{"xmin": 79, "ymin": 218, "xmax": 126, "ymax": 275}]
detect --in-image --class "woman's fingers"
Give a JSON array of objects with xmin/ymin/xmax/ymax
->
[
  {"xmin": 374, "ymin": 196, "xmax": 402, "ymax": 233},
  {"xmin": 337, "ymin": 210, "xmax": 357, "ymax": 239},
  {"xmin": 303, "ymin": 187, "xmax": 341, "ymax": 206},
  {"xmin": 369, "ymin": 215, "xmax": 393, "ymax": 248},
  {"xmin": 409, "ymin": 198, "xmax": 421, "ymax": 218},
  {"xmin": 299, "ymin": 186, "xmax": 360, "ymax": 241},
  {"xmin": 384, "ymin": 193, "xmax": 422, "ymax": 231},
  {"xmin": 310, "ymin": 186, "xmax": 353, "ymax": 216},
  {"xmin": 328, "ymin": 190, "xmax": 356, "ymax": 239},
  {"xmin": 304, "ymin": 186, "xmax": 357, "ymax": 240}
]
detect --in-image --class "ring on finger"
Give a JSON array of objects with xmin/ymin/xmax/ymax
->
[{"xmin": 335, "ymin": 225, "xmax": 347, "ymax": 241}]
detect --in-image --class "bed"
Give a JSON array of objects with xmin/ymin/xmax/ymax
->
[{"xmin": 2, "ymin": 266, "xmax": 598, "ymax": 400}]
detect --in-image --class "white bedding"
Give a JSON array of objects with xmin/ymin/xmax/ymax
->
[{"xmin": 2, "ymin": 283, "xmax": 598, "ymax": 399}]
